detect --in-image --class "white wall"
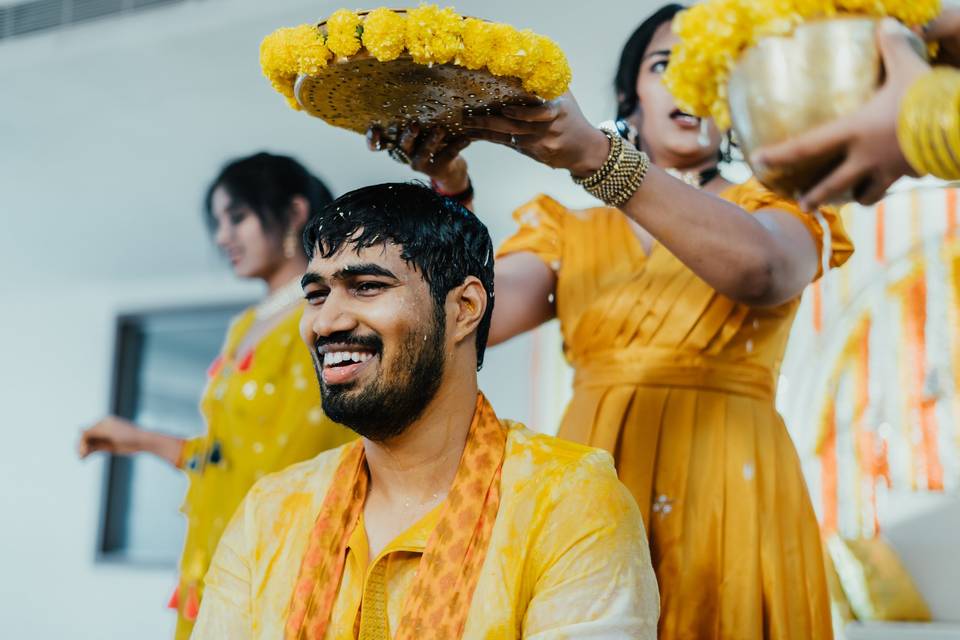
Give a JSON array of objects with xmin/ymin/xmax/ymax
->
[{"xmin": 0, "ymin": 0, "xmax": 662, "ymax": 637}]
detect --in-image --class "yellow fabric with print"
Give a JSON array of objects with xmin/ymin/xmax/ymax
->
[
  {"xmin": 497, "ymin": 178, "xmax": 854, "ymax": 639},
  {"xmin": 173, "ymin": 304, "xmax": 355, "ymax": 640},
  {"xmin": 828, "ymin": 536, "xmax": 932, "ymax": 622},
  {"xmin": 192, "ymin": 423, "xmax": 661, "ymax": 639}
]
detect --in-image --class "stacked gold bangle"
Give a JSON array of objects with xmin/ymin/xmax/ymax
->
[
  {"xmin": 897, "ymin": 67, "xmax": 960, "ymax": 181},
  {"xmin": 573, "ymin": 126, "xmax": 651, "ymax": 207}
]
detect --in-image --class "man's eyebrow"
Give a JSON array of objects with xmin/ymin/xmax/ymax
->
[
  {"xmin": 301, "ymin": 271, "xmax": 325, "ymax": 289},
  {"xmin": 642, "ymin": 49, "xmax": 671, "ymax": 62},
  {"xmin": 301, "ymin": 263, "xmax": 398, "ymax": 289},
  {"xmin": 335, "ymin": 263, "xmax": 398, "ymax": 280}
]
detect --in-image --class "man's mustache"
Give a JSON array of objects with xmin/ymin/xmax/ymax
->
[{"xmin": 313, "ymin": 331, "xmax": 383, "ymax": 353}]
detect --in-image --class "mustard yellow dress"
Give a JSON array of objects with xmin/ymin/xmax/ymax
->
[
  {"xmin": 498, "ymin": 178, "xmax": 854, "ymax": 639},
  {"xmin": 171, "ymin": 304, "xmax": 355, "ymax": 640}
]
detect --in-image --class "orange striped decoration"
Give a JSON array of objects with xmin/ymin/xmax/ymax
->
[
  {"xmin": 875, "ymin": 201, "xmax": 886, "ymax": 263},
  {"xmin": 820, "ymin": 399, "xmax": 839, "ymax": 534},
  {"xmin": 947, "ymin": 189, "xmax": 957, "ymax": 238},
  {"xmin": 812, "ymin": 281, "xmax": 823, "ymax": 334},
  {"xmin": 902, "ymin": 272, "xmax": 945, "ymax": 491}
]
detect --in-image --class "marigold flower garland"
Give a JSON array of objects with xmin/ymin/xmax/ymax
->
[
  {"xmin": 663, "ymin": 0, "xmax": 941, "ymax": 130},
  {"xmin": 259, "ymin": 4, "xmax": 572, "ymax": 111}
]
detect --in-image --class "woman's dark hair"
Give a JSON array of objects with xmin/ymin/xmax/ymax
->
[
  {"xmin": 303, "ymin": 182, "xmax": 496, "ymax": 370},
  {"xmin": 204, "ymin": 152, "xmax": 334, "ymax": 239},
  {"xmin": 614, "ymin": 3, "xmax": 686, "ymax": 120}
]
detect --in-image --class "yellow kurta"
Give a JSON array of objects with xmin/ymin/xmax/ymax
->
[
  {"xmin": 173, "ymin": 304, "xmax": 355, "ymax": 639},
  {"xmin": 192, "ymin": 422, "xmax": 660, "ymax": 639},
  {"xmin": 497, "ymin": 179, "xmax": 854, "ymax": 639}
]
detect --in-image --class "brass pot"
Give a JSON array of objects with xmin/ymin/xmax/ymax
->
[{"xmin": 728, "ymin": 17, "xmax": 924, "ymax": 200}]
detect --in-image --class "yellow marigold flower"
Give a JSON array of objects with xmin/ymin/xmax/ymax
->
[
  {"xmin": 405, "ymin": 4, "xmax": 463, "ymax": 65},
  {"xmin": 459, "ymin": 17, "xmax": 493, "ymax": 70},
  {"xmin": 664, "ymin": 0, "xmax": 937, "ymax": 129},
  {"xmin": 326, "ymin": 9, "xmax": 363, "ymax": 58},
  {"xmin": 520, "ymin": 33, "xmax": 572, "ymax": 99},
  {"xmin": 484, "ymin": 23, "xmax": 525, "ymax": 76},
  {"xmin": 260, "ymin": 24, "xmax": 331, "ymax": 110},
  {"xmin": 361, "ymin": 8, "xmax": 407, "ymax": 62},
  {"xmin": 261, "ymin": 6, "xmax": 571, "ymax": 108}
]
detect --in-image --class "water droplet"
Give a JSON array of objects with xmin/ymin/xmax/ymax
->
[
  {"xmin": 742, "ymin": 462, "xmax": 755, "ymax": 480},
  {"xmin": 547, "ymin": 293, "xmax": 555, "ymax": 304},
  {"xmin": 745, "ymin": 339, "xmax": 754, "ymax": 353},
  {"xmin": 752, "ymin": 318, "xmax": 760, "ymax": 330}
]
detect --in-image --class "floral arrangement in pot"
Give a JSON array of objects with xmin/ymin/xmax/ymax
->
[{"xmin": 663, "ymin": 0, "xmax": 938, "ymax": 199}]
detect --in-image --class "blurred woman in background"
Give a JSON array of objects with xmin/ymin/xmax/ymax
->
[{"xmin": 79, "ymin": 152, "xmax": 354, "ymax": 639}]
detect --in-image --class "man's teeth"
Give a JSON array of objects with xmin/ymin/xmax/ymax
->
[{"xmin": 322, "ymin": 351, "xmax": 374, "ymax": 366}]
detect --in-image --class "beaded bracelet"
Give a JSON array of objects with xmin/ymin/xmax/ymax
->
[
  {"xmin": 573, "ymin": 126, "xmax": 651, "ymax": 207},
  {"xmin": 898, "ymin": 67, "xmax": 960, "ymax": 181}
]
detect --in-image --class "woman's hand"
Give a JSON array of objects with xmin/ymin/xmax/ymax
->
[
  {"xmin": 79, "ymin": 416, "xmax": 184, "ymax": 467},
  {"xmin": 367, "ymin": 123, "xmax": 471, "ymax": 194},
  {"xmin": 927, "ymin": 6, "xmax": 960, "ymax": 67},
  {"xmin": 750, "ymin": 19, "xmax": 931, "ymax": 210},
  {"xmin": 462, "ymin": 92, "xmax": 610, "ymax": 178},
  {"xmin": 79, "ymin": 415, "xmax": 145, "ymax": 458}
]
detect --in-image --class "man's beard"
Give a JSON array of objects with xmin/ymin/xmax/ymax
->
[{"xmin": 313, "ymin": 307, "xmax": 446, "ymax": 441}]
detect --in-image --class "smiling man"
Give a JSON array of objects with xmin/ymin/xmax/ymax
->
[{"xmin": 192, "ymin": 183, "xmax": 659, "ymax": 639}]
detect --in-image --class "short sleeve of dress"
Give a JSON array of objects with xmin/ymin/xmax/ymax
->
[
  {"xmin": 496, "ymin": 194, "xmax": 568, "ymax": 267},
  {"xmin": 728, "ymin": 178, "xmax": 855, "ymax": 279}
]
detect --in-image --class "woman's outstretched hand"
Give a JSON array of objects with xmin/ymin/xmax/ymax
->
[
  {"xmin": 366, "ymin": 123, "xmax": 471, "ymax": 194},
  {"xmin": 750, "ymin": 19, "xmax": 930, "ymax": 210},
  {"xmin": 462, "ymin": 92, "xmax": 610, "ymax": 178}
]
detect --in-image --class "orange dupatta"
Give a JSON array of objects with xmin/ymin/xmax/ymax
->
[{"xmin": 285, "ymin": 393, "xmax": 507, "ymax": 640}]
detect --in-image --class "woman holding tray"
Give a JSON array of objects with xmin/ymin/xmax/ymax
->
[{"xmin": 369, "ymin": 5, "xmax": 850, "ymax": 637}]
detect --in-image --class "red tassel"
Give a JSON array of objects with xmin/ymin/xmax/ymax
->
[
  {"xmin": 184, "ymin": 585, "xmax": 200, "ymax": 621},
  {"xmin": 237, "ymin": 350, "xmax": 255, "ymax": 372},
  {"xmin": 206, "ymin": 356, "xmax": 223, "ymax": 379},
  {"xmin": 166, "ymin": 585, "xmax": 180, "ymax": 610}
]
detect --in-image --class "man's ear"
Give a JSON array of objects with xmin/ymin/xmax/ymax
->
[{"xmin": 451, "ymin": 276, "xmax": 487, "ymax": 346}]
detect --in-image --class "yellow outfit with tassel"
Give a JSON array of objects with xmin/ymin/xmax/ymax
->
[
  {"xmin": 172, "ymin": 304, "xmax": 355, "ymax": 639},
  {"xmin": 498, "ymin": 178, "xmax": 854, "ymax": 639}
]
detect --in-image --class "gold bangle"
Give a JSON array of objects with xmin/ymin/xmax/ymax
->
[
  {"xmin": 898, "ymin": 67, "xmax": 960, "ymax": 180},
  {"xmin": 918, "ymin": 84, "xmax": 956, "ymax": 177},
  {"xmin": 574, "ymin": 127, "xmax": 624, "ymax": 189}
]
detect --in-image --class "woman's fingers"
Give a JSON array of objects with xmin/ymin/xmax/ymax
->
[
  {"xmin": 366, "ymin": 126, "xmax": 384, "ymax": 151},
  {"xmin": 752, "ymin": 116, "xmax": 852, "ymax": 172},
  {"xmin": 799, "ymin": 158, "xmax": 866, "ymax": 211},
  {"xmin": 432, "ymin": 136, "xmax": 471, "ymax": 167},
  {"xmin": 397, "ymin": 123, "xmax": 421, "ymax": 157},
  {"xmin": 463, "ymin": 114, "xmax": 550, "ymax": 136},
  {"xmin": 501, "ymin": 100, "xmax": 561, "ymax": 123},
  {"xmin": 854, "ymin": 172, "xmax": 896, "ymax": 206},
  {"xmin": 409, "ymin": 128, "xmax": 447, "ymax": 171},
  {"xmin": 463, "ymin": 128, "xmax": 531, "ymax": 149}
]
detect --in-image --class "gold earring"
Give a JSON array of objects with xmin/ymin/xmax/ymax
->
[{"xmin": 283, "ymin": 230, "xmax": 297, "ymax": 259}]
